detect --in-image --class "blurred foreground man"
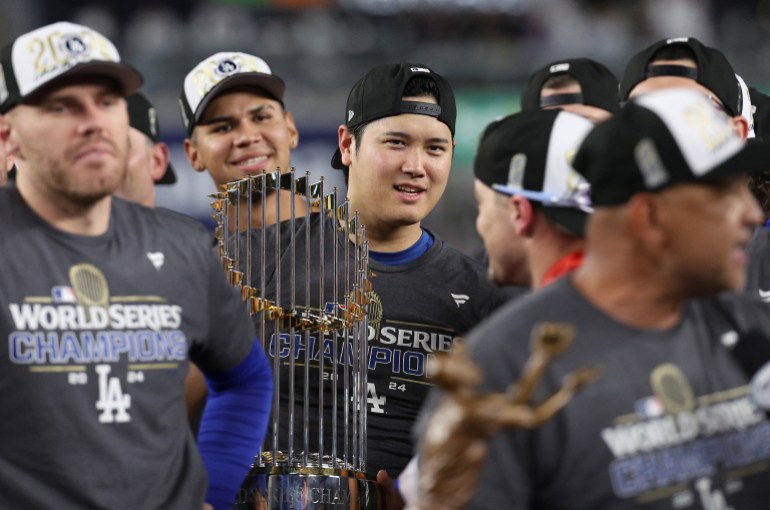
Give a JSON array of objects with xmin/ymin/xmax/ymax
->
[
  {"xmin": 418, "ymin": 88, "xmax": 770, "ymax": 509},
  {"xmin": 0, "ymin": 22, "xmax": 271, "ymax": 509}
]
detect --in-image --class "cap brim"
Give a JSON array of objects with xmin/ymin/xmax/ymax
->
[
  {"xmin": 156, "ymin": 163, "xmax": 176, "ymax": 185},
  {"xmin": 33, "ymin": 61, "xmax": 144, "ymax": 98},
  {"xmin": 703, "ymin": 136, "xmax": 770, "ymax": 184},
  {"xmin": 492, "ymin": 183, "xmax": 589, "ymax": 237},
  {"xmin": 192, "ymin": 73, "xmax": 285, "ymax": 127},
  {"xmin": 331, "ymin": 148, "xmax": 344, "ymax": 169}
]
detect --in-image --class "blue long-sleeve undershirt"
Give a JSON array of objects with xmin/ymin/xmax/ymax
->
[{"xmin": 198, "ymin": 341, "xmax": 273, "ymax": 510}]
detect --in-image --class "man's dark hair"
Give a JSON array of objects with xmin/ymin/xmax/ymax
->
[
  {"xmin": 541, "ymin": 73, "xmax": 579, "ymax": 91},
  {"xmin": 341, "ymin": 75, "xmax": 442, "ymax": 185},
  {"xmin": 650, "ymin": 45, "xmax": 697, "ymax": 64}
]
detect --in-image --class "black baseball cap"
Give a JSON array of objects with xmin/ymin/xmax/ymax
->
[
  {"xmin": 620, "ymin": 37, "xmax": 742, "ymax": 117},
  {"xmin": 0, "ymin": 21, "xmax": 143, "ymax": 113},
  {"xmin": 573, "ymin": 88, "xmax": 770, "ymax": 207},
  {"xmin": 521, "ymin": 58, "xmax": 620, "ymax": 114},
  {"xmin": 127, "ymin": 93, "xmax": 176, "ymax": 185},
  {"xmin": 330, "ymin": 62, "xmax": 456, "ymax": 169},
  {"xmin": 180, "ymin": 52, "xmax": 285, "ymax": 136},
  {"xmin": 750, "ymin": 87, "xmax": 770, "ymax": 141},
  {"xmin": 475, "ymin": 109, "xmax": 595, "ymax": 237}
]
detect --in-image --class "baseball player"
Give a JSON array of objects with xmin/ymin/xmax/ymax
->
[
  {"xmin": 180, "ymin": 52, "xmax": 369, "ymax": 509},
  {"xmin": 520, "ymin": 57, "xmax": 620, "ymax": 123},
  {"xmin": 332, "ymin": 62, "xmax": 511, "ymax": 481},
  {"xmin": 113, "ymin": 92, "xmax": 175, "ymax": 207},
  {"xmin": 181, "ymin": 52, "xmax": 304, "ymax": 232},
  {"xmin": 474, "ymin": 108, "xmax": 594, "ymax": 288},
  {"xmin": 0, "ymin": 22, "xmax": 272, "ymax": 510},
  {"xmin": 419, "ymin": 88, "xmax": 770, "ymax": 509},
  {"xmin": 620, "ymin": 36, "xmax": 750, "ymax": 139}
]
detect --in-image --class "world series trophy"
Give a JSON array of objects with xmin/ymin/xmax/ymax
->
[
  {"xmin": 415, "ymin": 322, "xmax": 600, "ymax": 510},
  {"xmin": 209, "ymin": 169, "xmax": 378, "ymax": 509}
]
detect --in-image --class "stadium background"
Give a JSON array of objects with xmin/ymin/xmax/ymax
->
[{"xmin": 0, "ymin": 0, "xmax": 767, "ymax": 254}]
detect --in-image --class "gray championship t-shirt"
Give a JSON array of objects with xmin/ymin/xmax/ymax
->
[
  {"xmin": 238, "ymin": 218, "xmax": 509, "ymax": 479},
  {"xmin": 449, "ymin": 277, "xmax": 770, "ymax": 509},
  {"xmin": 0, "ymin": 188, "xmax": 254, "ymax": 509},
  {"xmin": 366, "ymin": 235, "xmax": 509, "ymax": 478}
]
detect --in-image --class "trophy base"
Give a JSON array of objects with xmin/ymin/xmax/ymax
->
[{"xmin": 232, "ymin": 465, "xmax": 382, "ymax": 510}]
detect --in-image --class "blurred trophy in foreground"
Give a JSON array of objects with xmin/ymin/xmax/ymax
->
[
  {"xmin": 210, "ymin": 169, "xmax": 378, "ymax": 509},
  {"xmin": 415, "ymin": 322, "xmax": 600, "ymax": 510}
]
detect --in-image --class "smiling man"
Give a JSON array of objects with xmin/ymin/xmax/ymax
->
[
  {"xmin": 333, "ymin": 63, "xmax": 509, "ymax": 482},
  {"xmin": 182, "ymin": 51, "xmax": 304, "ymax": 229}
]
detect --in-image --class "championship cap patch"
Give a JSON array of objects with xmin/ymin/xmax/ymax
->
[{"xmin": 0, "ymin": 21, "xmax": 143, "ymax": 113}]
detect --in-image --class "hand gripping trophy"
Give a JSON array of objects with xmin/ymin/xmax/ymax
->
[
  {"xmin": 211, "ymin": 169, "xmax": 378, "ymax": 510},
  {"xmin": 416, "ymin": 322, "xmax": 600, "ymax": 510}
]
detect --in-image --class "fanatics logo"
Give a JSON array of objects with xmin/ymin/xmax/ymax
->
[
  {"xmin": 146, "ymin": 252, "xmax": 165, "ymax": 270},
  {"xmin": 719, "ymin": 330, "xmax": 738, "ymax": 347},
  {"xmin": 451, "ymin": 293, "xmax": 469, "ymax": 307},
  {"xmin": 348, "ymin": 109, "xmax": 355, "ymax": 122}
]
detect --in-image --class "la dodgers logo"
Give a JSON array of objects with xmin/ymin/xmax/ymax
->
[{"xmin": 95, "ymin": 364, "xmax": 131, "ymax": 423}]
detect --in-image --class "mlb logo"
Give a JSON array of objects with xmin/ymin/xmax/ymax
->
[
  {"xmin": 324, "ymin": 302, "xmax": 347, "ymax": 314},
  {"xmin": 52, "ymin": 286, "xmax": 76, "ymax": 303},
  {"xmin": 635, "ymin": 395, "xmax": 664, "ymax": 419}
]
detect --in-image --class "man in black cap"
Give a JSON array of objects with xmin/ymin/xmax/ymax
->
[
  {"xmin": 332, "ymin": 63, "xmax": 509, "ymax": 482},
  {"xmin": 620, "ymin": 36, "xmax": 750, "ymax": 139},
  {"xmin": 114, "ymin": 92, "xmax": 175, "ymax": 207},
  {"xmin": 520, "ymin": 57, "xmax": 620, "ymax": 124},
  {"xmin": 474, "ymin": 108, "xmax": 594, "ymax": 289},
  {"xmin": 417, "ymin": 88, "xmax": 770, "ymax": 508},
  {"xmin": 0, "ymin": 21, "xmax": 270, "ymax": 510}
]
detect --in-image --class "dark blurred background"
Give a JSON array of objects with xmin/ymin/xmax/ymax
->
[{"xmin": 1, "ymin": 0, "xmax": 768, "ymax": 254}]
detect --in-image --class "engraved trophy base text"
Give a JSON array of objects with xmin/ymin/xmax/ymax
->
[{"xmin": 233, "ymin": 465, "xmax": 381, "ymax": 510}]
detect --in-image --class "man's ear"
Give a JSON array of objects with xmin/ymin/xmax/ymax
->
[
  {"xmin": 150, "ymin": 142, "xmax": 171, "ymax": 182},
  {"xmin": 511, "ymin": 196, "xmax": 536, "ymax": 237},
  {"xmin": 731, "ymin": 114, "xmax": 749, "ymax": 141},
  {"xmin": 627, "ymin": 192, "xmax": 666, "ymax": 248},
  {"xmin": 284, "ymin": 110, "xmax": 299, "ymax": 149},
  {"xmin": 183, "ymin": 137, "xmax": 206, "ymax": 173},
  {"xmin": 0, "ymin": 115, "xmax": 19, "ymax": 160},
  {"xmin": 338, "ymin": 125, "xmax": 355, "ymax": 167}
]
